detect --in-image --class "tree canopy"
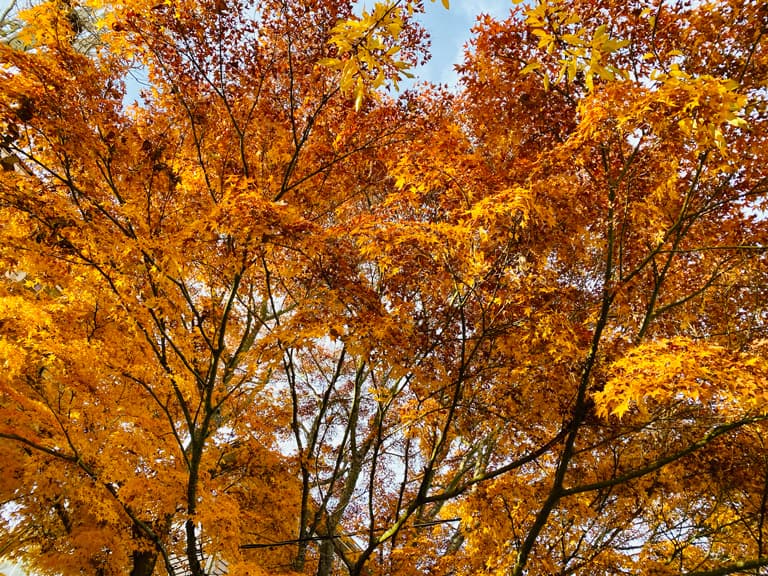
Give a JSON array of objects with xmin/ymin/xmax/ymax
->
[{"xmin": 0, "ymin": 0, "xmax": 767, "ymax": 575}]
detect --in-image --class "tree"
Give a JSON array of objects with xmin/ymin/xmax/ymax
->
[
  {"xmin": 1, "ymin": 0, "xmax": 768, "ymax": 576},
  {"xmin": 0, "ymin": 0, "xmax": 430, "ymax": 574}
]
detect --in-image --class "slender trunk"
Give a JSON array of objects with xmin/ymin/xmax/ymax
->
[
  {"xmin": 130, "ymin": 524, "xmax": 159, "ymax": 576},
  {"xmin": 130, "ymin": 549, "xmax": 158, "ymax": 576},
  {"xmin": 317, "ymin": 538, "xmax": 334, "ymax": 576},
  {"xmin": 186, "ymin": 435, "xmax": 205, "ymax": 576},
  {"xmin": 185, "ymin": 518, "xmax": 204, "ymax": 576}
]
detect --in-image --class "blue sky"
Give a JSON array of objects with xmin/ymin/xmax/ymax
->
[
  {"xmin": 412, "ymin": 0, "xmax": 513, "ymax": 86},
  {"xmin": 0, "ymin": 0, "xmax": 515, "ymax": 89}
]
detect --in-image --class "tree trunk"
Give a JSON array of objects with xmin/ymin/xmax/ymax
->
[
  {"xmin": 317, "ymin": 538, "xmax": 334, "ymax": 576},
  {"xmin": 130, "ymin": 549, "xmax": 158, "ymax": 576}
]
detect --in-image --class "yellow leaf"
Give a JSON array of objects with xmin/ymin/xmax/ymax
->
[
  {"xmin": 727, "ymin": 117, "xmax": 748, "ymax": 129},
  {"xmin": 520, "ymin": 61, "xmax": 541, "ymax": 75},
  {"xmin": 611, "ymin": 398, "xmax": 631, "ymax": 418}
]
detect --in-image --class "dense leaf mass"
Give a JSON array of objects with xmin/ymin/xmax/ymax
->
[{"xmin": 1, "ymin": 1, "xmax": 767, "ymax": 575}]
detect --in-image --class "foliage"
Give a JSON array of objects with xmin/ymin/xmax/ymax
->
[{"xmin": 0, "ymin": 0, "xmax": 767, "ymax": 576}]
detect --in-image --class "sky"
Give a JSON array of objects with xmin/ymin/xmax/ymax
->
[
  {"xmin": 0, "ymin": 0, "xmax": 515, "ymax": 87},
  {"xmin": 412, "ymin": 0, "xmax": 512, "ymax": 86},
  {"xmin": 0, "ymin": 561, "xmax": 25, "ymax": 576}
]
